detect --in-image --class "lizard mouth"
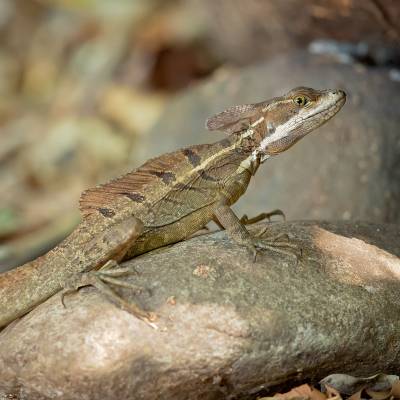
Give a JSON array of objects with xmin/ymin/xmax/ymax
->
[
  {"xmin": 324, "ymin": 92, "xmax": 346, "ymax": 118},
  {"xmin": 306, "ymin": 90, "xmax": 346, "ymax": 123}
]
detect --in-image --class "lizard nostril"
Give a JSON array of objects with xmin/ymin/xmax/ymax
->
[
  {"xmin": 331, "ymin": 89, "xmax": 346, "ymax": 99},
  {"xmin": 338, "ymin": 90, "xmax": 346, "ymax": 99}
]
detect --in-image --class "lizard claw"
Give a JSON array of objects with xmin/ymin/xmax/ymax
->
[
  {"xmin": 245, "ymin": 244, "xmax": 258, "ymax": 262},
  {"xmin": 249, "ymin": 236, "xmax": 302, "ymax": 265},
  {"xmin": 61, "ymin": 272, "xmax": 92, "ymax": 308},
  {"xmin": 61, "ymin": 260, "xmax": 157, "ymax": 328},
  {"xmin": 60, "ymin": 290, "xmax": 69, "ymax": 309}
]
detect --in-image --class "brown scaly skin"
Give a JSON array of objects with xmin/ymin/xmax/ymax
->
[{"xmin": 0, "ymin": 87, "xmax": 346, "ymax": 328}]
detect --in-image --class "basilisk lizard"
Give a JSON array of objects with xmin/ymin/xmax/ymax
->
[{"xmin": 0, "ymin": 87, "xmax": 346, "ymax": 328}]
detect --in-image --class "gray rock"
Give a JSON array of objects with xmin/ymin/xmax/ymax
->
[
  {"xmin": 1, "ymin": 221, "xmax": 399, "ymax": 399},
  {"xmin": 143, "ymin": 51, "xmax": 400, "ymax": 223}
]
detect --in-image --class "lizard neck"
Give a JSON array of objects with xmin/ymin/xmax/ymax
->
[
  {"xmin": 206, "ymin": 134, "xmax": 258, "ymax": 176},
  {"xmin": 214, "ymin": 131, "xmax": 262, "ymax": 177}
]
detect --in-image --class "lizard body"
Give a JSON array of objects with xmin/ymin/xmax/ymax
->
[{"xmin": 0, "ymin": 87, "xmax": 346, "ymax": 328}]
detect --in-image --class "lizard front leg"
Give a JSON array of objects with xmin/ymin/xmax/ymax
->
[
  {"xmin": 212, "ymin": 209, "xmax": 285, "ymax": 230},
  {"xmin": 213, "ymin": 203, "xmax": 299, "ymax": 262}
]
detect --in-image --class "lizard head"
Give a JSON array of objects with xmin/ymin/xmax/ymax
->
[{"xmin": 256, "ymin": 86, "xmax": 346, "ymax": 159}]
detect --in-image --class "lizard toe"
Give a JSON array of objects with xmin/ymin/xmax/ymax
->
[{"xmin": 252, "ymin": 237, "xmax": 301, "ymax": 264}]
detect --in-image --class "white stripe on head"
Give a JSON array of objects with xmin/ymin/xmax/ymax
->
[
  {"xmin": 236, "ymin": 96, "xmax": 326, "ymax": 171},
  {"xmin": 261, "ymin": 98, "xmax": 292, "ymax": 113},
  {"xmin": 179, "ymin": 115, "xmax": 266, "ymax": 180},
  {"xmin": 241, "ymin": 116, "xmax": 265, "ymax": 139},
  {"xmin": 253, "ymin": 98, "xmax": 328, "ymax": 159},
  {"xmin": 235, "ymin": 116, "xmax": 265, "ymax": 173},
  {"xmin": 249, "ymin": 115, "xmax": 298, "ymax": 161},
  {"xmin": 259, "ymin": 117, "xmax": 297, "ymax": 150}
]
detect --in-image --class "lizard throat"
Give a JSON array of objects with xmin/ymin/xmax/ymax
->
[{"xmin": 173, "ymin": 123, "xmax": 262, "ymax": 186}]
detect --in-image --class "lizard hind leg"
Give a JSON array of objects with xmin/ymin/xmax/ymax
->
[{"xmin": 61, "ymin": 260, "xmax": 157, "ymax": 327}]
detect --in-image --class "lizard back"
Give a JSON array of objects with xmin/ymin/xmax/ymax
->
[
  {"xmin": 79, "ymin": 136, "xmax": 255, "ymax": 256},
  {"xmin": 80, "ymin": 137, "xmax": 252, "ymax": 228}
]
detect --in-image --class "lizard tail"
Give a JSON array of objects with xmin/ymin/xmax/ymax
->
[
  {"xmin": 0, "ymin": 216, "xmax": 143, "ymax": 329},
  {"xmin": 0, "ymin": 240, "xmax": 69, "ymax": 329}
]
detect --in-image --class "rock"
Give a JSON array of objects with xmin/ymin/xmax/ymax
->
[
  {"xmin": 143, "ymin": 51, "xmax": 400, "ymax": 223},
  {"xmin": 1, "ymin": 221, "xmax": 399, "ymax": 400},
  {"xmin": 188, "ymin": 0, "xmax": 400, "ymax": 65}
]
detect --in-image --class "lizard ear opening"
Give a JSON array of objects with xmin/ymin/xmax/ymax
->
[{"xmin": 205, "ymin": 103, "xmax": 259, "ymax": 135}]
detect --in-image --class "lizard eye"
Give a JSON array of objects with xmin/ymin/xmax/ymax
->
[{"xmin": 294, "ymin": 95, "xmax": 308, "ymax": 107}]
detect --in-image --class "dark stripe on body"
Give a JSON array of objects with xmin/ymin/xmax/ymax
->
[
  {"xmin": 163, "ymin": 197, "xmax": 182, "ymax": 205},
  {"xmin": 198, "ymin": 169, "xmax": 217, "ymax": 182},
  {"xmin": 175, "ymin": 182, "xmax": 203, "ymax": 192},
  {"xmin": 220, "ymin": 138, "xmax": 231, "ymax": 147},
  {"xmin": 183, "ymin": 148, "xmax": 201, "ymax": 167},
  {"xmin": 99, "ymin": 208, "xmax": 115, "ymax": 217},
  {"xmin": 148, "ymin": 170, "xmax": 176, "ymax": 184},
  {"xmin": 124, "ymin": 192, "xmax": 145, "ymax": 202}
]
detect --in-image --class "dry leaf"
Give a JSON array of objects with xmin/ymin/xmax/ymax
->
[
  {"xmin": 366, "ymin": 388, "xmax": 392, "ymax": 400},
  {"xmin": 320, "ymin": 373, "xmax": 399, "ymax": 395},
  {"xmin": 367, "ymin": 379, "xmax": 400, "ymax": 400},
  {"xmin": 324, "ymin": 384, "xmax": 342, "ymax": 400},
  {"xmin": 272, "ymin": 383, "xmax": 327, "ymax": 400},
  {"xmin": 391, "ymin": 380, "xmax": 400, "ymax": 398}
]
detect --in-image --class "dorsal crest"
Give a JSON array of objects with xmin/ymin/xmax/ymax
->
[
  {"xmin": 79, "ymin": 151, "xmax": 185, "ymax": 217},
  {"xmin": 205, "ymin": 103, "xmax": 262, "ymax": 135}
]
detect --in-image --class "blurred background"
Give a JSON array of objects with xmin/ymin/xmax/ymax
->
[{"xmin": 0, "ymin": 0, "xmax": 399, "ymax": 272}]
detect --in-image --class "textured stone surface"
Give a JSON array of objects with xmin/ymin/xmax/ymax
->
[
  {"xmin": 1, "ymin": 221, "xmax": 399, "ymax": 400},
  {"xmin": 143, "ymin": 51, "xmax": 400, "ymax": 223}
]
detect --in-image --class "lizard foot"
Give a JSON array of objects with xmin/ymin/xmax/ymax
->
[
  {"xmin": 246, "ymin": 235, "xmax": 302, "ymax": 265},
  {"xmin": 240, "ymin": 209, "xmax": 286, "ymax": 225},
  {"xmin": 61, "ymin": 260, "xmax": 157, "ymax": 328}
]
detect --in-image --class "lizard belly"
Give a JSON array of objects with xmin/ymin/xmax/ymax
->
[
  {"xmin": 125, "ymin": 204, "xmax": 216, "ymax": 257},
  {"xmin": 125, "ymin": 170, "xmax": 253, "ymax": 258}
]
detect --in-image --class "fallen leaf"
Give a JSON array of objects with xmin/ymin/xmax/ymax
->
[
  {"xmin": 324, "ymin": 384, "xmax": 342, "ymax": 400},
  {"xmin": 367, "ymin": 379, "xmax": 400, "ymax": 400},
  {"xmin": 391, "ymin": 380, "xmax": 400, "ymax": 398},
  {"xmin": 320, "ymin": 373, "xmax": 399, "ymax": 395},
  {"xmin": 272, "ymin": 383, "xmax": 327, "ymax": 400}
]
